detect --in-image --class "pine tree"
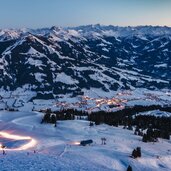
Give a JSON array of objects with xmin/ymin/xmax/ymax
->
[
  {"xmin": 127, "ymin": 165, "xmax": 132, "ymax": 171},
  {"xmin": 132, "ymin": 149, "xmax": 138, "ymax": 158},
  {"xmin": 136, "ymin": 147, "xmax": 141, "ymax": 157},
  {"xmin": 51, "ymin": 114, "xmax": 57, "ymax": 124},
  {"xmin": 142, "ymin": 134, "xmax": 148, "ymax": 142}
]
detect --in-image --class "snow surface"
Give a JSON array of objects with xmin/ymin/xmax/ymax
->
[
  {"xmin": 137, "ymin": 110, "xmax": 171, "ymax": 117},
  {"xmin": 0, "ymin": 111, "xmax": 171, "ymax": 170},
  {"xmin": 0, "ymin": 88, "xmax": 171, "ymax": 112},
  {"xmin": 54, "ymin": 72, "xmax": 78, "ymax": 85}
]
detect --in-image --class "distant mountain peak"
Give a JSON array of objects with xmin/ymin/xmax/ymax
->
[{"xmin": 0, "ymin": 25, "xmax": 170, "ymax": 99}]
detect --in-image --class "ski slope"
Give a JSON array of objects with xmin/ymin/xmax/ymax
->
[{"xmin": 0, "ymin": 111, "xmax": 171, "ymax": 171}]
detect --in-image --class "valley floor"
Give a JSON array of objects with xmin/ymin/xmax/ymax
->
[{"xmin": 0, "ymin": 111, "xmax": 171, "ymax": 171}]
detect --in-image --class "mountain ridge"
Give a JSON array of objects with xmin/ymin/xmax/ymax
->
[{"xmin": 0, "ymin": 25, "xmax": 171, "ymax": 100}]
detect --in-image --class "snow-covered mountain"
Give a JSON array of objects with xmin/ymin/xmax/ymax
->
[
  {"xmin": 1, "ymin": 26, "xmax": 171, "ymax": 171},
  {"xmin": 0, "ymin": 25, "xmax": 171, "ymax": 100}
]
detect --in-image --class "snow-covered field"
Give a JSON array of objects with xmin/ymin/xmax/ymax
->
[
  {"xmin": 0, "ymin": 88, "xmax": 171, "ymax": 112},
  {"xmin": 137, "ymin": 110, "xmax": 171, "ymax": 117},
  {"xmin": 0, "ymin": 111, "xmax": 171, "ymax": 170}
]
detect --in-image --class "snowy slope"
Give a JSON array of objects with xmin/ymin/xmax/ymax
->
[
  {"xmin": 137, "ymin": 110, "xmax": 171, "ymax": 117},
  {"xmin": 0, "ymin": 111, "xmax": 171, "ymax": 171}
]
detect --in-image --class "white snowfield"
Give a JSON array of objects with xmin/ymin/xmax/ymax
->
[
  {"xmin": 1, "ymin": 88, "xmax": 171, "ymax": 113},
  {"xmin": 0, "ymin": 111, "xmax": 171, "ymax": 171}
]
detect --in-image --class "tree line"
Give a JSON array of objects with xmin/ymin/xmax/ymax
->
[
  {"xmin": 88, "ymin": 105, "xmax": 171, "ymax": 141},
  {"xmin": 40, "ymin": 105, "xmax": 171, "ymax": 141}
]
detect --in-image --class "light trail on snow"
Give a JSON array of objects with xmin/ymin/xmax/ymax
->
[
  {"xmin": 0, "ymin": 131, "xmax": 37, "ymax": 151},
  {"xmin": 68, "ymin": 141, "xmax": 80, "ymax": 145}
]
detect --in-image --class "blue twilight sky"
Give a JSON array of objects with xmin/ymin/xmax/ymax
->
[{"xmin": 0, "ymin": 0, "xmax": 171, "ymax": 29}]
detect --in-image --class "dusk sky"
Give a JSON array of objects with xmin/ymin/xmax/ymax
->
[{"xmin": 0, "ymin": 0, "xmax": 171, "ymax": 28}]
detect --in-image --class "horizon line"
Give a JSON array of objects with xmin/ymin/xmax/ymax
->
[{"xmin": 1, "ymin": 24, "xmax": 171, "ymax": 30}]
